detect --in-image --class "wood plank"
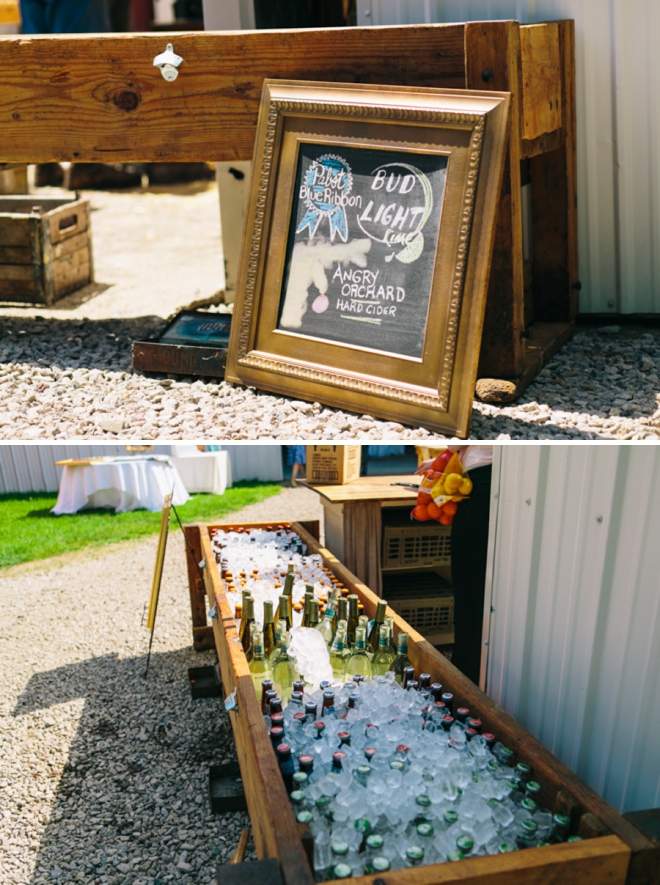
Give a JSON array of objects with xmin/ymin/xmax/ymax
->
[
  {"xmin": 309, "ymin": 474, "xmax": 418, "ymax": 505},
  {"xmin": 520, "ymin": 23, "xmax": 562, "ymax": 140},
  {"xmin": 337, "ymin": 836, "xmax": 629, "ymax": 885},
  {"xmin": 52, "ymin": 259, "xmax": 91, "ymax": 294},
  {"xmin": 466, "ymin": 21, "xmax": 526, "ymax": 380},
  {"xmin": 521, "ymin": 128, "xmax": 562, "ymax": 159},
  {"xmin": 51, "ymin": 230, "xmax": 89, "ymax": 260},
  {"xmin": 197, "ymin": 526, "xmax": 315, "ymax": 885},
  {"xmin": 0, "ymin": 277, "xmax": 36, "ymax": 298},
  {"xmin": 182, "ymin": 525, "xmax": 208, "ymax": 649},
  {"xmin": 530, "ymin": 19, "xmax": 579, "ymax": 323},
  {"xmin": 48, "ymin": 200, "xmax": 89, "ymax": 245},
  {"xmin": 0, "ymin": 244, "xmax": 31, "ymax": 264},
  {"xmin": 197, "ymin": 520, "xmax": 644, "ymax": 885},
  {"xmin": 0, "ymin": 215, "xmax": 31, "ymax": 247},
  {"xmin": 0, "ymin": 263, "xmax": 34, "ymax": 281},
  {"xmin": 0, "ymin": 26, "xmax": 466, "ymax": 163},
  {"xmin": 131, "ymin": 340, "xmax": 227, "ymax": 379}
]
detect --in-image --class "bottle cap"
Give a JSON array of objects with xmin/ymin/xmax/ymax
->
[
  {"xmin": 415, "ymin": 794, "xmax": 431, "ymax": 807},
  {"xmin": 447, "ymin": 850, "xmax": 464, "ymax": 862},
  {"xmin": 406, "ymin": 846, "xmax": 424, "ymax": 862},
  {"xmin": 444, "ymin": 810, "xmax": 459, "ymax": 824},
  {"xmin": 290, "ymin": 789, "xmax": 305, "ymax": 803},
  {"xmin": 522, "ymin": 819, "xmax": 538, "ymax": 834},
  {"xmin": 332, "ymin": 864, "xmax": 352, "ymax": 879},
  {"xmin": 333, "ymin": 751, "xmax": 347, "ymax": 762},
  {"xmin": 331, "ymin": 840, "xmax": 349, "ymax": 856},
  {"xmin": 299, "ymin": 754, "xmax": 314, "ymax": 769},
  {"xmin": 292, "ymin": 772, "xmax": 307, "ymax": 786},
  {"xmin": 456, "ymin": 835, "xmax": 474, "ymax": 853},
  {"xmin": 296, "ymin": 810, "xmax": 312, "ymax": 824},
  {"xmin": 372, "ymin": 858, "xmax": 390, "ymax": 872},
  {"xmin": 365, "ymin": 747, "xmax": 376, "ymax": 759},
  {"xmin": 366, "ymin": 834, "xmax": 383, "ymax": 849},
  {"xmin": 356, "ymin": 764, "xmax": 371, "ymax": 778},
  {"xmin": 315, "ymin": 795, "xmax": 331, "ymax": 808},
  {"xmin": 276, "ymin": 743, "xmax": 291, "ymax": 757},
  {"xmin": 396, "ymin": 744, "xmax": 410, "ymax": 754},
  {"xmin": 498, "ymin": 842, "xmax": 516, "ymax": 853},
  {"xmin": 354, "ymin": 818, "xmax": 371, "ymax": 834},
  {"xmin": 417, "ymin": 822, "xmax": 434, "ymax": 837}
]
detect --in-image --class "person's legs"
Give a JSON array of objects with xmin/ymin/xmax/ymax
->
[
  {"xmin": 18, "ymin": 0, "xmax": 48, "ymax": 33},
  {"xmin": 449, "ymin": 465, "xmax": 492, "ymax": 684},
  {"xmin": 291, "ymin": 462, "xmax": 303, "ymax": 486}
]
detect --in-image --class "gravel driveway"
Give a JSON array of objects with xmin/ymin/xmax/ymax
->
[
  {"xmin": 0, "ymin": 487, "xmax": 323, "ymax": 885},
  {"xmin": 0, "ymin": 316, "xmax": 658, "ymax": 440}
]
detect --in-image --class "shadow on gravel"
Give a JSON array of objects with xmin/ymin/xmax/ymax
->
[
  {"xmin": 0, "ymin": 315, "xmax": 166, "ymax": 374},
  {"xmin": 14, "ymin": 648, "xmax": 241, "ymax": 884}
]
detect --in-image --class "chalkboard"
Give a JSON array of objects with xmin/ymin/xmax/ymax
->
[{"xmin": 277, "ymin": 143, "xmax": 447, "ymax": 359}]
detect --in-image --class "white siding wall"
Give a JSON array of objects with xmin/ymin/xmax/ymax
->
[
  {"xmin": 486, "ymin": 445, "xmax": 660, "ymax": 813},
  {"xmin": 356, "ymin": 0, "xmax": 660, "ymax": 315},
  {"xmin": 0, "ymin": 444, "xmax": 284, "ymax": 493}
]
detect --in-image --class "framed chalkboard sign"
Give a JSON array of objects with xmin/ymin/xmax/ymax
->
[{"xmin": 226, "ymin": 80, "xmax": 510, "ymax": 438}]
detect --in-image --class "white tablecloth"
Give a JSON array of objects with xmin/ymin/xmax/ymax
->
[
  {"xmin": 171, "ymin": 451, "xmax": 231, "ymax": 494},
  {"xmin": 52, "ymin": 459, "xmax": 190, "ymax": 514}
]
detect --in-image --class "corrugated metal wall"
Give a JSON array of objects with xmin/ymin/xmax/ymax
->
[
  {"xmin": 0, "ymin": 444, "xmax": 284, "ymax": 493},
  {"xmin": 356, "ymin": 0, "xmax": 660, "ymax": 315},
  {"xmin": 486, "ymin": 445, "xmax": 660, "ymax": 813}
]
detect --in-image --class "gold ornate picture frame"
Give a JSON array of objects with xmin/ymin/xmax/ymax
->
[{"xmin": 225, "ymin": 80, "xmax": 510, "ymax": 438}]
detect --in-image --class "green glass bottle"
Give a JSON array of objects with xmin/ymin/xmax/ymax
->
[
  {"xmin": 276, "ymin": 594, "xmax": 292, "ymax": 633},
  {"xmin": 392, "ymin": 631, "xmax": 412, "ymax": 684},
  {"xmin": 329, "ymin": 628, "xmax": 347, "ymax": 682},
  {"xmin": 347, "ymin": 594, "xmax": 359, "ymax": 647},
  {"xmin": 249, "ymin": 631, "xmax": 273, "ymax": 694},
  {"xmin": 384, "ymin": 615, "xmax": 396, "ymax": 654},
  {"xmin": 315, "ymin": 604, "xmax": 336, "ymax": 646},
  {"xmin": 368, "ymin": 600, "xmax": 388, "ymax": 654},
  {"xmin": 308, "ymin": 598, "xmax": 320, "ymax": 628},
  {"xmin": 239, "ymin": 595, "xmax": 255, "ymax": 656},
  {"xmin": 263, "ymin": 600, "xmax": 276, "ymax": 660},
  {"xmin": 337, "ymin": 596, "xmax": 348, "ymax": 627},
  {"xmin": 345, "ymin": 625, "xmax": 372, "ymax": 682},
  {"xmin": 273, "ymin": 631, "xmax": 299, "ymax": 701},
  {"xmin": 372, "ymin": 624, "xmax": 395, "ymax": 676}
]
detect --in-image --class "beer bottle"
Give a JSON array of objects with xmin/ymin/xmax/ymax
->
[
  {"xmin": 273, "ymin": 632, "xmax": 299, "ymax": 701},
  {"xmin": 249, "ymin": 631, "xmax": 273, "ymax": 695},
  {"xmin": 345, "ymin": 626, "xmax": 372, "ymax": 682},
  {"xmin": 392, "ymin": 632, "xmax": 412, "ymax": 684},
  {"xmin": 372, "ymin": 624, "xmax": 395, "ymax": 676},
  {"xmin": 347, "ymin": 594, "xmax": 359, "ymax": 647},
  {"xmin": 368, "ymin": 600, "xmax": 388, "ymax": 654},
  {"xmin": 262, "ymin": 600, "xmax": 276, "ymax": 660}
]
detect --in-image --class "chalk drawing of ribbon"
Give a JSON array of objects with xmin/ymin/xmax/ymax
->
[{"xmin": 296, "ymin": 154, "xmax": 352, "ymax": 243}]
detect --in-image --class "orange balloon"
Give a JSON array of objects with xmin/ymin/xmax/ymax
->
[
  {"xmin": 427, "ymin": 501, "xmax": 442, "ymax": 519},
  {"xmin": 412, "ymin": 504, "xmax": 431, "ymax": 522},
  {"xmin": 439, "ymin": 513, "xmax": 453, "ymax": 525},
  {"xmin": 443, "ymin": 501, "xmax": 458, "ymax": 516}
]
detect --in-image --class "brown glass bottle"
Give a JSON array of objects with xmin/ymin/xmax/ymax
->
[
  {"xmin": 347, "ymin": 594, "xmax": 359, "ymax": 647},
  {"xmin": 239, "ymin": 595, "xmax": 255, "ymax": 656}
]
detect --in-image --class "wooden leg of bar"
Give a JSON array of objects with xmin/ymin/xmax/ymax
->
[
  {"xmin": 183, "ymin": 524, "xmax": 211, "ymax": 650},
  {"xmin": 466, "ymin": 20, "xmax": 526, "ymax": 382},
  {"xmin": 530, "ymin": 19, "xmax": 579, "ymax": 322}
]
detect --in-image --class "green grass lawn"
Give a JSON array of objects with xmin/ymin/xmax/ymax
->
[{"xmin": 0, "ymin": 481, "xmax": 282, "ymax": 570}]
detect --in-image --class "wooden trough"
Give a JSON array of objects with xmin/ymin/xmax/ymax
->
[{"xmin": 183, "ymin": 520, "xmax": 659, "ymax": 885}]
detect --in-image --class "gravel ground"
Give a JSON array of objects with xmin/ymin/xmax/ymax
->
[
  {"xmin": 0, "ymin": 487, "xmax": 324, "ymax": 885},
  {"xmin": 0, "ymin": 317, "xmax": 658, "ymax": 440}
]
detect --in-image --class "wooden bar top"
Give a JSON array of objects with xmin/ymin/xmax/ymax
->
[{"xmin": 307, "ymin": 474, "xmax": 419, "ymax": 504}]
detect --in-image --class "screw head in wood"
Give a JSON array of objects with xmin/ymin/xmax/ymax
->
[{"xmin": 482, "ymin": 70, "xmax": 494, "ymax": 83}]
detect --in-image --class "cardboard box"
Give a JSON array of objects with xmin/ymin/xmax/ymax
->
[{"xmin": 306, "ymin": 445, "xmax": 361, "ymax": 485}]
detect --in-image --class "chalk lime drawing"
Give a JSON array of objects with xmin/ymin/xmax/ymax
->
[
  {"xmin": 356, "ymin": 162, "xmax": 435, "ymax": 264},
  {"xmin": 296, "ymin": 154, "xmax": 359, "ymax": 243}
]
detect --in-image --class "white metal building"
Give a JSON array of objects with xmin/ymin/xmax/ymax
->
[
  {"xmin": 485, "ymin": 444, "xmax": 660, "ymax": 814},
  {"xmin": 0, "ymin": 444, "xmax": 284, "ymax": 493}
]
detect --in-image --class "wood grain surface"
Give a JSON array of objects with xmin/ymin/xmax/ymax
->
[{"xmin": 0, "ymin": 26, "xmax": 465, "ymax": 163}]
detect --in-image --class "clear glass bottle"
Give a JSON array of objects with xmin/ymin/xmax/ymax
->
[
  {"xmin": 392, "ymin": 631, "xmax": 412, "ymax": 684},
  {"xmin": 368, "ymin": 599, "xmax": 388, "ymax": 654},
  {"xmin": 249, "ymin": 631, "xmax": 273, "ymax": 695},
  {"xmin": 329, "ymin": 628, "xmax": 347, "ymax": 682},
  {"xmin": 372, "ymin": 624, "xmax": 395, "ymax": 676},
  {"xmin": 273, "ymin": 631, "xmax": 299, "ymax": 701},
  {"xmin": 269, "ymin": 618, "xmax": 287, "ymax": 666},
  {"xmin": 345, "ymin": 625, "xmax": 372, "ymax": 682},
  {"xmin": 315, "ymin": 603, "xmax": 336, "ymax": 646},
  {"xmin": 384, "ymin": 615, "xmax": 397, "ymax": 654}
]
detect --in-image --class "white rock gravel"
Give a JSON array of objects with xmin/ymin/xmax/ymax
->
[
  {"xmin": 0, "ymin": 317, "xmax": 658, "ymax": 439},
  {"xmin": 0, "ymin": 487, "xmax": 323, "ymax": 885}
]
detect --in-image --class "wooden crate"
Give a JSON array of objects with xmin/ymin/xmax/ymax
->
[
  {"xmin": 0, "ymin": 20, "xmax": 576, "ymax": 402},
  {"xmin": 183, "ymin": 520, "xmax": 659, "ymax": 885},
  {"xmin": 0, "ymin": 195, "xmax": 93, "ymax": 305}
]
